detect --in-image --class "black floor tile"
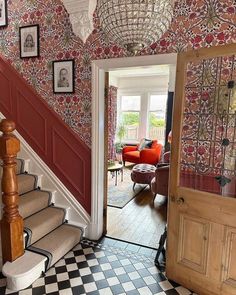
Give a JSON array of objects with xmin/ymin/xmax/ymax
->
[
  {"xmin": 103, "ymin": 269, "xmax": 116, "ymax": 278},
  {"xmin": 72, "ymin": 285, "xmax": 85, "ymax": 294},
  {"xmin": 68, "ymin": 270, "xmax": 80, "ymax": 279},
  {"xmin": 110, "ymin": 284, "xmax": 125, "ymax": 295},
  {"xmin": 132, "ymin": 278, "xmax": 147, "ymax": 289},
  {"xmin": 58, "ymin": 280, "xmax": 71, "ymax": 290},
  {"xmin": 45, "ymin": 275, "xmax": 57, "ymax": 285},
  {"xmin": 95, "ymin": 279, "xmax": 109, "ymax": 289},
  {"xmin": 1, "ymin": 238, "xmax": 193, "ymax": 295},
  {"xmin": 32, "ymin": 286, "xmax": 46, "ymax": 295},
  {"xmin": 81, "ymin": 274, "xmax": 95, "ymax": 284}
]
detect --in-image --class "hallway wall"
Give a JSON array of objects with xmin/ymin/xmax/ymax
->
[{"xmin": 0, "ymin": 0, "xmax": 235, "ymax": 148}]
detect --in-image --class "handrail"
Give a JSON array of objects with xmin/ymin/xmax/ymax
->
[{"xmin": 0, "ymin": 119, "xmax": 24, "ymax": 263}]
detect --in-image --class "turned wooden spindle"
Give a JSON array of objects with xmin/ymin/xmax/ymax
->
[{"xmin": 0, "ymin": 119, "xmax": 24, "ymax": 263}]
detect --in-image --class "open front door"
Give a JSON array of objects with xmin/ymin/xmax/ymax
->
[{"xmin": 167, "ymin": 44, "xmax": 236, "ymax": 295}]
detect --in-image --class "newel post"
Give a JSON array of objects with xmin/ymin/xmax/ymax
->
[{"xmin": 0, "ymin": 120, "xmax": 24, "ymax": 263}]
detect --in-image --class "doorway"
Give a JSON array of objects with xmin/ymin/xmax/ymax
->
[
  {"xmin": 105, "ymin": 66, "xmax": 171, "ymax": 248},
  {"xmin": 89, "ymin": 53, "xmax": 177, "ymax": 241}
]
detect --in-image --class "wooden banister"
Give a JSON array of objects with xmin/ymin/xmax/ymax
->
[{"xmin": 0, "ymin": 119, "xmax": 24, "ymax": 263}]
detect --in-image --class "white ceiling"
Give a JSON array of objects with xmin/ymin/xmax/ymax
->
[{"xmin": 109, "ymin": 65, "xmax": 170, "ymax": 79}]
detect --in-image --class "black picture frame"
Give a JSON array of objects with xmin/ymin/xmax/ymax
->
[
  {"xmin": 52, "ymin": 60, "xmax": 75, "ymax": 94},
  {"xmin": 0, "ymin": 0, "xmax": 8, "ymax": 28},
  {"xmin": 19, "ymin": 24, "xmax": 40, "ymax": 58}
]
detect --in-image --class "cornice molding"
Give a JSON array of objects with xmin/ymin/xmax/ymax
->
[{"xmin": 62, "ymin": 0, "xmax": 97, "ymax": 43}]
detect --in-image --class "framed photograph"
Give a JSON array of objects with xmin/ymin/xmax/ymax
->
[
  {"xmin": 0, "ymin": 0, "xmax": 7, "ymax": 27},
  {"xmin": 19, "ymin": 24, "xmax": 40, "ymax": 58},
  {"xmin": 53, "ymin": 60, "xmax": 75, "ymax": 94}
]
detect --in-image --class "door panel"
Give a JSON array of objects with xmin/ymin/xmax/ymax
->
[
  {"xmin": 222, "ymin": 227, "xmax": 236, "ymax": 287},
  {"xmin": 166, "ymin": 44, "xmax": 236, "ymax": 295},
  {"xmin": 178, "ymin": 214, "xmax": 210, "ymax": 274}
]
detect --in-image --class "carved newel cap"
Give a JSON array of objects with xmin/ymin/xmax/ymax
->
[
  {"xmin": 0, "ymin": 119, "xmax": 16, "ymax": 134},
  {"xmin": 0, "ymin": 119, "xmax": 20, "ymax": 157}
]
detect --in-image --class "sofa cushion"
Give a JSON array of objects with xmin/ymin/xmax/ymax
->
[{"xmin": 138, "ymin": 138, "xmax": 153, "ymax": 151}]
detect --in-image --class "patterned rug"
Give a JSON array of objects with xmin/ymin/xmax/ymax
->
[{"xmin": 107, "ymin": 165, "xmax": 147, "ymax": 209}]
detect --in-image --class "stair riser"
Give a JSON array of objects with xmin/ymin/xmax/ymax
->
[{"xmin": 18, "ymin": 174, "xmax": 38, "ymax": 195}]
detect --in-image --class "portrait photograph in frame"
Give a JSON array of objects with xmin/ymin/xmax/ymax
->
[
  {"xmin": 19, "ymin": 24, "xmax": 40, "ymax": 58},
  {"xmin": 0, "ymin": 0, "xmax": 7, "ymax": 27},
  {"xmin": 53, "ymin": 60, "xmax": 75, "ymax": 94}
]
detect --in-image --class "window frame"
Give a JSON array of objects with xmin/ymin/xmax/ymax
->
[
  {"xmin": 148, "ymin": 93, "xmax": 168, "ymax": 144},
  {"xmin": 117, "ymin": 90, "xmax": 168, "ymax": 144}
]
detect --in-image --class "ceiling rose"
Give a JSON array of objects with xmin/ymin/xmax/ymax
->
[{"xmin": 97, "ymin": 0, "xmax": 174, "ymax": 54}]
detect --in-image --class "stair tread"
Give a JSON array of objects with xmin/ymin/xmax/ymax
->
[
  {"xmin": 29, "ymin": 224, "xmax": 82, "ymax": 269},
  {"xmin": 17, "ymin": 174, "xmax": 37, "ymax": 195},
  {"xmin": 24, "ymin": 207, "xmax": 65, "ymax": 246},
  {"xmin": 19, "ymin": 190, "xmax": 51, "ymax": 219}
]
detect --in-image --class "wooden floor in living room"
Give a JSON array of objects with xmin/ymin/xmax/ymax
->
[{"xmin": 107, "ymin": 186, "xmax": 167, "ymax": 249}]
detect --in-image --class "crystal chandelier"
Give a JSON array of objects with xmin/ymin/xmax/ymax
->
[{"xmin": 97, "ymin": 0, "xmax": 174, "ymax": 54}]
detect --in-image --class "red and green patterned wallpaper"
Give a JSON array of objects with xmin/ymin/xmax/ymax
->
[{"xmin": 0, "ymin": 0, "xmax": 235, "ymax": 147}]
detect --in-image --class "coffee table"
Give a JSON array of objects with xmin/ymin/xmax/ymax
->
[{"xmin": 108, "ymin": 162, "xmax": 123, "ymax": 186}]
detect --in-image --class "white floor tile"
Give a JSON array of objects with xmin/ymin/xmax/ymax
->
[
  {"xmin": 138, "ymin": 286, "xmax": 153, "ymax": 295},
  {"xmin": 93, "ymin": 272, "xmax": 106, "ymax": 281},
  {"xmin": 159, "ymin": 280, "xmax": 175, "ymax": 291},
  {"xmin": 84, "ymin": 282, "xmax": 97, "ymax": 293},
  {"xmin": 122, "ymin": 281, "xmax": 136, "ymax": 292}
]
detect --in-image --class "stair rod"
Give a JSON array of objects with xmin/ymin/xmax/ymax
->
[{"xmin": 0, "ymin": 119, "xmax": 24, "ymax": 263}]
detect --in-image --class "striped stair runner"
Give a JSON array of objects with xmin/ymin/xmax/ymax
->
[{"xmin": 10, "ymin": 159, "xmax": 83, "ymax": 271}]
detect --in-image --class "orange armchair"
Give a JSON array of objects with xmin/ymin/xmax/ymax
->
[{"xmin": 122, "ymin": 140, "xmax": 163, "ymax": 166}]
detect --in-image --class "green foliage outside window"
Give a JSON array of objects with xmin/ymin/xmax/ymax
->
[
  {"xmin": 149, "ymin": 113, "xmax": 165, "ymax": 127},
  {"xmin": 121, "ymin": 112, "xmax": 165, "ymax": 127},
  {"xmin": 122, "ymin": 112, "xmax": 139, "ymax": 126}
]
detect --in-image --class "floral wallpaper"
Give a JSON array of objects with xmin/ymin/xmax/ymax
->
[
  {"xmin": 107, "ymin": 86, "xmax": 118, "ymax": 162},
  {"xmin": 0, "ymin": 0, "xmax": 236, "ymax": 148},
  {"xmin": 181, "ymin": 55, "xmax": 236, "ymax": 197}
]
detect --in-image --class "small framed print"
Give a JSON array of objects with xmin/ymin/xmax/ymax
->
[
  {"xmin": 53, "ymin": 60, "xmax": 75, "ymax": 94},
  {"xmin": 0, "ymin": 0, "xmax": 7, "ymax": 27},
  {"xmin": 19, "ymin": 24, "xmax": 40, "ymax": 58}
]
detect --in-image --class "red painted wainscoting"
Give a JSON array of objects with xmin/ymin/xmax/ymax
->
[{"xmin": 0, "ymin": 55, "xmax": 91, "ymax": 214}]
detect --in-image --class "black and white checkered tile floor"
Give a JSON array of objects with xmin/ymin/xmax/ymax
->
[{"xmin": 0, "ymin": 238, "xmax": 197, "ymax": 295}]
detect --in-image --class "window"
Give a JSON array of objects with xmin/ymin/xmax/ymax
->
[
  {"xmin": 120, "ymin": 96, "xmax": 141, "ymax": 141},
  {"xmin": 148, "ymin": 95, "xmax": 167, "ymax": 143},
  {"xmin": 117, "ymin": 93, "xmax": 167, "ymax": 143}
]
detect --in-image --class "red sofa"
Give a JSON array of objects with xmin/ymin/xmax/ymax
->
[{"xmin": 122, "ymin": 140, "xmax": 163, "ymax": 166}]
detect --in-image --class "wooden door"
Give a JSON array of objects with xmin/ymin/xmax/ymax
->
[{"xmin": 166, "ymin": 44, "xmax": 236, "ymax": 295}]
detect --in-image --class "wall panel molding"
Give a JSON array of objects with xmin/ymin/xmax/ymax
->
[{"xmin": 0, "ymin": 55, "xmax": 91, "ymax": 214}]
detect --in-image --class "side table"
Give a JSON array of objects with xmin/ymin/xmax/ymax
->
[{"xmin": 108, "ymin": 163, "xmax": 123, "ymax": 186}]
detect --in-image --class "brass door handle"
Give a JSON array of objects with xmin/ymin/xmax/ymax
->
[{"xmin": 177, "ymin": 197, "xmax": 185, "ymax": 205}]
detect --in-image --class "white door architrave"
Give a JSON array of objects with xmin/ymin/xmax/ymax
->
[{"xmin": 89, "ymin": 53, "xmax": 177, "ymax": 240}]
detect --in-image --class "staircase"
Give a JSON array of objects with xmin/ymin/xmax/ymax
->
[
  {"xmin": 15, "ymin": 159, "xmax": 83, "ymax": 271},
  {"xmin": 1, "ymin": 157, "xmax": 84, "ymax": 291},
  {"xmin": 0, "ymin": 54, "xmax": 91, "ymax": 291}
]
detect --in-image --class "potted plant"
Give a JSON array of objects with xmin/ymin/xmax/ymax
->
[{"xmin": 115, "ymin": 124, "xmax": 125, "ymax": 163}]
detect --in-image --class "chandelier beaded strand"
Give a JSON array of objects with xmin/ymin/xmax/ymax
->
[{"xmin": 97, "ymin": 0, "xmax": 174, "ymax": 54}]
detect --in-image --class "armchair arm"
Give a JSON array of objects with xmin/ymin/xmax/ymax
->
[{"xmin": 152, "ymin": 165, "xmax": 170, "ymax": 197}]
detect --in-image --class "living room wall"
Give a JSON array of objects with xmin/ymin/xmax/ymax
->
[{"xmin": 0, "ymin": 0, "xmax": 235, "ymax": 147}]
